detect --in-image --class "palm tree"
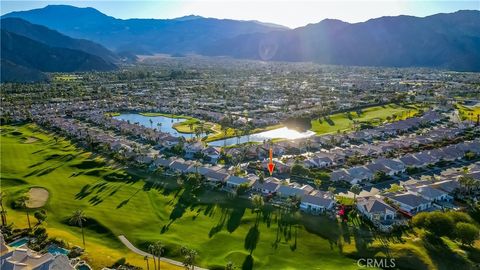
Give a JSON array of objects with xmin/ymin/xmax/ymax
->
[
  {"xmin": 328, "ymin": 186, "xmax": 336, "ymax": 200},
  {"xmin": 17, "ymin": 196, "xmax": 31, "ymax": 231},
  {"xmin": 144, "ymin": 255, "xmax": 150, "ymax": 270},
  {"xmin": 148, "ymin": 244, "xmax": 157, "ymax": 270},
  {"xmin": 350, "ymin": 184, "xmax": 362, "ymax": 202},
  {"xmin": 180, "ymin": 246, "xmax": 197, "ymax": 270},
  {"xmin": 153, "ymin": 241, "xmax": 165, "ymax": 270},
  {"xmin": 0, "ymin": 192, "xmax": 7, "ymax": 226},
  {"xmin": 314, "ymin": 179, "xmax": 322, "ymax": 190},
  {"xmin": 69, "ymin": 210, "xmax": 87, "ymax": 249}
]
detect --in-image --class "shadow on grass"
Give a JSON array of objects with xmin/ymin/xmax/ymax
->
[
  {"xmin": 422, "ymin": 233, "xmax": 471, "ymax": 270},
  {"xmin": 241, "ymin": 255, "xmax": 254, "ymax": 270}
]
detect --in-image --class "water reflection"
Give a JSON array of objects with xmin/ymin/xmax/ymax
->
[
  {"xmin": 208, "ymin": 127, "xmax": 314, "ymax": 146},
  {"xmin": 114, "ymin": 114, "xmax": 314, "ymax": 146}
]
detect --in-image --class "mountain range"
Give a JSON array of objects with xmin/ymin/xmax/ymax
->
[
  {"xmin": 202, "ymin": 10, "xmax": 480, "ymax": 71},
  {"xmin": 1, "ymin": 5, "xmax": 480, "ymax": 83},
  {"xmin": 0, "ymin": 23, "xmax": 117, "ymax": 83},
  {"xmin": 2, "ymin": 5, "xmax": 287, "ymax": 55}
]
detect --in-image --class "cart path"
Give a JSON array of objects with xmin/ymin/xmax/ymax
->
[{"xmin": 118, "ymin": 235, "xmax": 208, "ymax": 270}]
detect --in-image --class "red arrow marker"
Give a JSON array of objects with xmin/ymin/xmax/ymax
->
[{"xmin": 267, "ymin": 147, "xmax": 275, "ymax": 175}]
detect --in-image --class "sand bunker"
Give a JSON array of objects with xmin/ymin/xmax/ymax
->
[{"xmin": 26, "ymin": 187, "xmax": 49, "ymax": 208}]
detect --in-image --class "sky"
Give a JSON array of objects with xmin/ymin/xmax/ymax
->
[{"xmin": 1, "ymin": 0, "xmax": 479, "ymax": 28}]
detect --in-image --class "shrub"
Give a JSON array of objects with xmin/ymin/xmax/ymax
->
[
  {"xmin": 424, "ymin": 212, "xmax": 454, "ymax": 237},
  {"xmin": 446, "ymin": 212, "xmax": 472, "ymax": 224},
  {"xmin": 455, "ymin": 222, "xmax": 479, "ymax": 246}
]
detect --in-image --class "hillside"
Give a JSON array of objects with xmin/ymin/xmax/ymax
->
[
  {"xmin": 1, "ymin": 18, "xmax": 118, "ymax": 63},
  {"xmin": 0, "ymin": 30, "xmax": 117, "ymax": 82},
  {"xmin": 202, "ymin": 10, "xmax": 480, "ymax": 71}
]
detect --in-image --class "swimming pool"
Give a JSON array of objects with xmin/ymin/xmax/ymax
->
[
  {"xmin": 47, "ymin": 245, "xmax": 70, "ymax": 256},
  {"xmin": 8, "ymin": 238, "xmax": 28, "ymax": 248}
]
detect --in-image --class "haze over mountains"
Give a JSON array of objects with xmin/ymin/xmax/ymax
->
[{"xmin": 1, "ymin": 4, "xmax": 480, "ymax": 83}]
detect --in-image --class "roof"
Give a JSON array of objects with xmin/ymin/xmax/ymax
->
[
  {"xmin": 358, "ymin": 197, "xmax": 395, "ymax": 214},
  {"xmin": 415, "ymin": 186, "xmax": 447, "ymax": 199},
  {"xmin": 389, "ymin": 193, "xmax": 430, "ymax": 207},
  {"xmin": 301, "ymin": 194, "xmax": 334, "ymax": 207},
  {"xmin": 204, "ymin": 170, "xmax": 229, "ymax": 181},
  {"xmin": 227, "ymin": 176, "xmax": 250, "ymax": 185},
  {"xmin": 278, "ymin": 185, "xmax": 306, "ymax": 197},
  {"xmin": 169, "ymin": 161, "xmax": 192, "ymax": 172}
]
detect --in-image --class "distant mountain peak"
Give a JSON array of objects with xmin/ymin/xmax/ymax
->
[{"xmin": 173, "ymin": 15, "xmax": 203, "ymax": 21}]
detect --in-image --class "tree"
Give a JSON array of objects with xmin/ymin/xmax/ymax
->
[
  {"xmin": 17, "ymin": 196, "xmax": 31, "ymax": 231},
  {"xmin": 180, "ymin": 246, "xmax": 197, "ymax": 270},
  {"xmin": 148, "ymin": 244, "xmax": 157, "ymax": 270},
  {"xmin": 69, "ymin": 210, "xmax": 87, "ymax": 248},
  {"xmin": 0, "ymin": 192, "xmax": 7, "ymax": 226},
  {"xmin": 328, "ymin": 186, "xmax": 336, "ymax": 200},
  {"xmin": 153, "ymin": 241, "xmax": 165, "ymax": 270},
  {"xmin": 251, "ymin": 194, "xmax": 264, "ymax": 214},
  {"xmin": 350, "ymin": 184, "xmax": 362, "ymax": 202},
  {"xmin": 34, "ymin": 209, "xmax": 47, "ymax": 225},
  {"xmin": 455, "ymin": 222, "xmax": 479, "ymax": 246},
  {"xmin": 425, "ymin": 212, "xmax": 454, "ymax": 237},
  {"xmin": 314, "ymin": 179, "xmax": 322, "ymax": 190},
  {"xmin": 144, "ymin": 255, "xmax": 150, "ymax": 270},
  {"xmin": 225, "ymin": 261, "xmax": 236, "ymax": 270}
]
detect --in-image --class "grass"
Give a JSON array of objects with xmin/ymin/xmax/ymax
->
[
  {"xmin": 204, "ymin": 124, "xmax": 283, "ymax": 142},
  {"xmin": 456, "ymin": 103, "xmax": 480, "ymax": 122},
  {"xmin": 310, "ymin": 103, "xmax": 422, "ymax": 135},
  {"xmin": 1, "ymin": 124, "xmax": 363, "ymax": 270}
]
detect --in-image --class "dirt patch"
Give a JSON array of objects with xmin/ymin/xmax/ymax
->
[{"xmin": 26, "ymin": 187, "xmax": 49, "ymax": 208}]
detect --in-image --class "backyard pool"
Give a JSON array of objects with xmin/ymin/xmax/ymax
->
[
  {"xmin": 47, "ymin": 245, "xmax": 70, "ymax": 256},
  {"xmin": 8, "ymin": 237, "xmax": 28, "ymax": 248}
]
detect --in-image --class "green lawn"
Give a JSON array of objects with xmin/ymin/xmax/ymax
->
[
  {"xmin": 310, "ymin": 103, "xmax": 422, "ymax": 135},
  {"xmin": 456, "ymin": 104, "xmax": 480, "ymax": 122}
]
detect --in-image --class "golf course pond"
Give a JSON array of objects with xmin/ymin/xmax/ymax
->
[{"xmin": 114, "ymin": 114, "xmax": 315, "ymax": 146}]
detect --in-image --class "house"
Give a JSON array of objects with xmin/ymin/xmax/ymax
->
[
  {"xmin": 347, "ymin": 166, "xmax": 374, "ymax": 183},
  {"xmin": 409, "ymin": 186, "xmax": 453, "ymax": 202},
  {"xmin": 366, "ymin": 163, "xmax": 393, "ymax": 176},
  {"xmin": 262, "ymin": 160, "xmax": 290, "ymax": 174},
  {"xmin": 356, "ymin": 197, "xmax": 397, "ymax": 221},
  {"xmin": 331, "ymin": 169, "xmax": 354, "ymax": 184},
  {"xmin": 204, "ymin": 170, "xmax": 230, "ymax": 184},
  {"xmin": 399, "ymin": 155, "xmax": 423, "ymax": 168},
  {"xmin": 202, "ymin": 146, "xmax": 221, "ymax": 163},
  {"xmin": 300, "ymin": 194, "xmax": 335, "ymax": 214},
  {"xmin": 0, "ymin": 234, "xmax": 74, "ymax": 270},
  {"xmin": 387, "ymin": 193, "xmax": 432, "ymax": 214},
  {"xmin": 169, "ymin": 160, "xmax": 193, "ymax": 173},
  {"xmin": 252, "ymin": 178, "xmax": 280, "ymax": 194},
  {"xmin": 184, "ymin": 142, "xmax": 204, "ymax": 158},
  {"xmin": 226, "ymin": 176, "xmax": 253, "ymax": 189},
  {"xmin": 277, "ymin": 185, "xmax": 307, "ymax": 198},
  {"xmin": 374, "ymin": 158, "xmax": 406, "ymax": 174},
  {"xmin": 151, "ymin": 157, "xmax": 173, "ymax": 168}
]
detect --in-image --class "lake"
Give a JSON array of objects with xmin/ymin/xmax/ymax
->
[
  {"xmin": 113, "ymin": 113, "xmax": 198, "ymax": 138},
  {"xmin": 114, "ymin": 114, "xmax": 315, "ymax": 146},
  {"xmin": 208, "ymin": 127, "xmax": 315, "ymax": 146}
]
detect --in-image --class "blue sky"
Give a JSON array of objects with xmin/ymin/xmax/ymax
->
[{"xmin": 1, "ymin": 0, "xmax": 479, "ymax": 28}]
